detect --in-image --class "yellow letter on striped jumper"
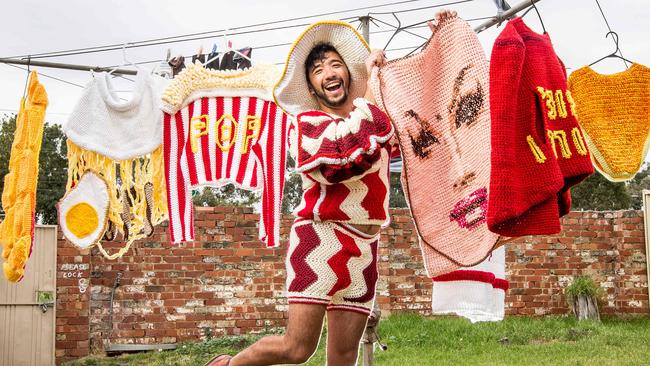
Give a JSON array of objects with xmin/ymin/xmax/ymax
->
[
  {"xmin": 190, "ymin": 114, "xmax": 209, "ymax": 154},
  {"xmin": 241, "ymin": 116, "xmax": 261, "ymax": 154},
  {"xmin": 216, "ymin": 114, "xmax": 238, "ymax": 152}
]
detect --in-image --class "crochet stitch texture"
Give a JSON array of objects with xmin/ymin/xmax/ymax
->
[
  {"xmin": 568, "ymin": 63, "xmax": 650, "ymax": 182},
  {"xmin": 370, "ymin": 14, "xmax": 499, "ymax": 277},
  {"xmin": 0, "ymin": 71, "xmax": 47, "ymax": 282},
  {"xmin": 488, "ymin": 18, "xmax": 594, "ymax": 237}
]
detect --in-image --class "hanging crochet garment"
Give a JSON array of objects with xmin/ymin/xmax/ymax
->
[
  {"xmin": 431, "ymin": 246, "xmax": 508, "ymax": 323},
  {"xmin": 488, "ymin": 18, "xmax": 594, "ymax": 237},
  {"xmin": 0, "ymin": 71, "xmax": 47, "ymax": 282},
  {"xmin": 568, "ymin": 64, "xmax": 650, "ymax": 181},
  {"xmin": 162, "ymin": 63, "xmax": 289, "ymax": 247},
  {"xmin": 63, "ymin": 71, "xmax": 168, "ymax": 259},
  {"xmin": 370, "ymin": 14, "xmax": 500, "ymax": 277}
]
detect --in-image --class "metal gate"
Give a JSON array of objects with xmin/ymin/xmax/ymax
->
[{"xmin": 0, "ymin": 226, "xmax": 57, "ymax": 366}]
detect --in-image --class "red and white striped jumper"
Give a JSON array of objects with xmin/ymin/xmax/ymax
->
[{"xmin": 161, "ymin": 63, "xmax": 289, "ymax": 247}]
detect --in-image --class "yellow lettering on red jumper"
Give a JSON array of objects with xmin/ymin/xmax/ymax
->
[
  {"xmin": 547, "ymin": 130, "xmax": 572, "ymax": 159},
  {"xmin": 565, "ymin": 90, "xmax": 578, "ymax": 117},
  {"xmin": 537, "ymin": 86, "xmax": 557, "ymax": 120},
  {"xmin": 526, "ymin": 135, "xmax": 547, "ymax": 164},
  {"xmin": 555, "ymin": 90, "xmax": 568, "ymax": 119},
  {"xmin": 572, "ymin": 127, "xmax": 588, "ymax": 156},
  {"xmin": 190, "ymin": 114, "xmax": 209, "ymax": 154}
]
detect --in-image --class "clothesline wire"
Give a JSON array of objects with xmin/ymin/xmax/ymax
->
[
  {"xmin": 368, "ymin": 0, "xmax": 472, "ymax": 15},
  {"xmin": 101, "ymin": 14, "xmax": 492, "ymax": 71},
  {"xmin": 593, "ymin": 0, "xmax": 628, "ymax": 67},
  {"xmin": 6, "ymin": 0, "xmax": 456, "ymax": 60}
]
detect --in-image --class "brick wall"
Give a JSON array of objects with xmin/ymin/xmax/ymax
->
[{"xmin": 55, "ymin": 208, "xmax": 649, "ymax": 364}]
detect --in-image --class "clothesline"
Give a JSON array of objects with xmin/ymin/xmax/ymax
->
[{"xmin": 0, "ymin": 0, "xmax": 537, "ymax": 77}]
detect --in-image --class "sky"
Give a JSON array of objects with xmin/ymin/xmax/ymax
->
[{"xmin": 1, "ymin": 0, "xmax": 649, "ymax": 126}]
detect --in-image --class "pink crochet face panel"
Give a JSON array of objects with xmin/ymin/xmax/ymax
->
[{"xmin": 371, "ymin": 15, "xmax": 500, "ymax": 277}]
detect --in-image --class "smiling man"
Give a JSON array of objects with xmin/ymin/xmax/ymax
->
[
  {"xmin": 204, "ymin": 19, "xmax": 394, "ymax": 366},
  {"xmin": 206, "ymin": 11, "xmax": 457, "ymax": 365}
]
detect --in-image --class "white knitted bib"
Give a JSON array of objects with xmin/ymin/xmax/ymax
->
[{"xmin": 64, "ymin": 71, "xmax": 168, "ymax": 160}]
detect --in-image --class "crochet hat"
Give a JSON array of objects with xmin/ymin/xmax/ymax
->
[
  {"xmin": 274, "ymin": 20, "xmax": 370, "ymax": 116},
  {"xmin": 370, "ymin": 14, "xmax": 500, "ymax": 277}
]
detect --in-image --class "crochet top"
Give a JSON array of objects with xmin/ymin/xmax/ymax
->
[
  {"xmin": 64, "ymin": 70, "xmax": 168, "ymax": 160},
  {"xmin": 0, "ymin": 71, "xmax": 47, "ymax": 282},
  {"xmin": 568, "ymin": 63, "xmax": 650, "ymax": 181},
  {"xmin": 370, "ymin": 14, "xmax": 500, "ymax": 277},
  {"xmin": 162, "ymin": 63, "xmax": 289, "ymax": 247},
  {"xmin": 289, "ymin": 98, "xmax": 396, "ymax": 226},
  {"xmin": 488, "ymin": 17, "xmax": 594, "ymax": 237}
]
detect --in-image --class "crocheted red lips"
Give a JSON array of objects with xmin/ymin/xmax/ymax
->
[{"xmin": 449, "ymin": 187, "xmax": 488, "ymax": 230}]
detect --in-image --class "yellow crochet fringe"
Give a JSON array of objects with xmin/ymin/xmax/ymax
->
[
  {"xmin": 66, "ymin": 141, "xmax": 168, "ymax": 259},
  {"xmin": 0, "ymin": 71, "xmax": 47, "ymax": 282}
]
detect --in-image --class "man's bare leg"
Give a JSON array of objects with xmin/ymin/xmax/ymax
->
[
  {"xmin": 325, "ymin": 310, "xmax": 370, "ymax": 366},
  {"xmin": 229, "ymin": 304, "xmax": 326, "ymax": 366}
]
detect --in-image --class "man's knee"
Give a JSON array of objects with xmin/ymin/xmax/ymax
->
[
  {"xmin": 329, "ymin": 343, "xmax": 360, "ymax": 364},
  {"xmin": 284, "ymin": 337, "xmax": 319, "ymax": 363}
]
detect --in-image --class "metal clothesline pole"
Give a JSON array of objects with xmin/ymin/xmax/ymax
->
[
  {"xmin": 474, "ymin": 0, "xmax": 542, "ymax": 33},
  {"xmin": 0, "ymin": 0, "xmax": 541, "ymax": 76},
  {"xmin": 0, "ymin": 57, "xmax": 138, "ymax": 76}
]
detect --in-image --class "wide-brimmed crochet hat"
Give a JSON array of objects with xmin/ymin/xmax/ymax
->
[{"xmin": 274, "ymin": 20, "xmax": 370, "ymax": 116}]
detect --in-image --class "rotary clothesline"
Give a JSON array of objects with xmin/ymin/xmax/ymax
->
[{"xmin": 0, "ymin": 0, "xmax": 539, "ymax": 76}]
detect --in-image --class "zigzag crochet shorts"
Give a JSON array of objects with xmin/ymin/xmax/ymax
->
[{"xmin": 285, "ymin": 219, "xmax": 380, "ymax": 316}]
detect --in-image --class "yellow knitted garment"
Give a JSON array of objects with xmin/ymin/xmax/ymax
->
[
  {"xmin": 66, "ymin": 141, "xmax": 167, "ymax": 259},
  {"xmin": 0, "ymin": 71, "xmax": 47, "ymax": 282},
  {"xmin": 568, "ymin": 64, "xmax": 650, "ymax": 181}
]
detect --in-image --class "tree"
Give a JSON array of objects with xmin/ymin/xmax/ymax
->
[
  {"xmin": 192, "ymin": 185, "xmax": 261, "ymax": 208},
  {"xmin": 389, "ymin": 172, "xmax": 408, "ymax": 208},
  {"xmin": 570, "ymin": 171, "xmax": 631, "ymax": 211},
  {"xmin": 625, "ymin": 163, "xmax": 650, "ymax": 210},
  {"xmin": 0, "ymin": 114, "xmax": 68, "ymax": 224}
]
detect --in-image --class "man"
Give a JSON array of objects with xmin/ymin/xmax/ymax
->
[{"xmin": 207, "ymin": 11, "xmax": 454, "ymax": 366}]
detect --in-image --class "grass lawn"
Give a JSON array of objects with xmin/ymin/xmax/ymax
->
[{"xmin": 65, "ymin": 314, "xmax": 650, "ymax": 366}]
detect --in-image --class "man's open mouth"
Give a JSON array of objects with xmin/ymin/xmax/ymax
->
[
  {"xmin": 449, "ymin": 187, "xmax": 488, "ymax": 230},
  {"xmin": 324, "ymin": 81, "xmax": 343, "ymax": 94}
]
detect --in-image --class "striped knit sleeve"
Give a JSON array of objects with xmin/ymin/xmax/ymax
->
[
  {"xmin": 163, "ymin": 110, "xmax": 194, "ymax": 243},
  {"xmin": 255, "ymin": 102, "xmax": 289, "ymax": 248}
]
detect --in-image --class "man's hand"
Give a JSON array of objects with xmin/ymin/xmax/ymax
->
[
  {"xmin": 364, "ymin": 49, "xmax": 386, "ymax": 104},
  {"xmin": 365, "ymin": 49, "xmax": 387, "ymax": 76},
  {"xmin": 428, "ymin": 9, "xmax": 458, "ymax": 31}
]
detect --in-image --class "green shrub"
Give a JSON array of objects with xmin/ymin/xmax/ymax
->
[{"xmin": 565, "ymin": 275, "xmax": 604, "ymax": 304}]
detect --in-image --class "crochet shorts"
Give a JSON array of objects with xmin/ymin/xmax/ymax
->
[{"xmin": 285, "ymin": 219, "xmax": 380, "ymax": 316}]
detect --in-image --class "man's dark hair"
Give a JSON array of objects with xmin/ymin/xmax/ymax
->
[{"xmin": 304, "ymin": 42, "xmax": 345, "ymax": 83}]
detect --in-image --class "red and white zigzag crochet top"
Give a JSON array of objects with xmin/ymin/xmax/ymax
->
[
  {"xmin": 162, "ymin": 63, "xmax": 289, "ymax": 247},
  {"xmin": 289, "ymin": 98, "xmax": 397, "ymax": 225}
]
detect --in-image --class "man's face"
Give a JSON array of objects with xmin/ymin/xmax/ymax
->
[{"xmin": 307, "ymin": 51, "xmax": 351, "ymax": 108}]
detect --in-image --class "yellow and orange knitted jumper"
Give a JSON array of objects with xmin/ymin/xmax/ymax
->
[
  {"xmin": 568, "ymin": 64, "xmax": 650, "ymax": 181},
  {"xmin": 0, "ymin": 71, "xmax": 48, "ymax": 282}
]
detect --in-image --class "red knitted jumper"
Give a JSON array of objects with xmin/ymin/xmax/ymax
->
[{"xmin": 488, "ymin": 18, "xmax": 593, "ymax": 237}]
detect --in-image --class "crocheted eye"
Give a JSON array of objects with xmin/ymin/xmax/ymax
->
[
  {"xmin": 453, "ymin": 81, "xmax": 484, "ymax": 129},
  {"xmin": 405, "ymin": 109, "xmax": 441, "ymax": 159}
]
